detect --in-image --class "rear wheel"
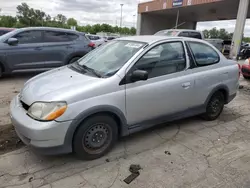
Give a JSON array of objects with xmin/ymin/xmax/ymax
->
[
  {"xmin": 201, "ymin": 92, "xmax": 224, "ymax": 121},
  {"xmin": 243, "ymin": 75, "xmax": 250, "ymax": 79},
  {"xmin": 73, "ymin": 115, "xmax": 118, "ymax": 160},
  {"xmin": 68, "ymin": 57, "xmax": 81, "ymax": 64},
  {"xmin": 0, "ymin": 66, "xmax": 2, "ymax": 78}
]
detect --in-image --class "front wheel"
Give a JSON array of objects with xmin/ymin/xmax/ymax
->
[
  {"xmin": 201, "ymin": 92, "xmax": 224, "ymax": 121},
  {"xmin": 73, "ymin": 115, "xmax": 118, "ymax": 160}
]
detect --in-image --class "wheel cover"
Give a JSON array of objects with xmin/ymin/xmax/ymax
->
[
  {"xmin": 208, "ymin": 97, "xmax": 223, "ymax": 116},
  {"xmin": 82, "ymin": 123, "xmax": 112, "ymax": 155}
]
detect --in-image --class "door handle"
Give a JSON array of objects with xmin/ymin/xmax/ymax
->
[
  {"xmin": 34, "ymin": 47, "xmax": 42, "ymax": 51},
  {"xmin": 182, "ymin": 82, "xmax": 191, "ymax": 88},
  {"xmin": 67, "ymin": 46, "xmax": 73, "ymax": 49}
]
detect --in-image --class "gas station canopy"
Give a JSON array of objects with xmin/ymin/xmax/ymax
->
[{"xmin": 136, "ymin": 0, "xmax": 249, "ymax": 59}]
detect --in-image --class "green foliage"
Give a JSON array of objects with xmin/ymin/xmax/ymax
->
[
  {"xmin": 202, "ymin": 27, "xmax": 233, "ymax": 40},
  {"xmin": 67, "ymin": 18, "xmax": 77, "ymax": 26},
  {"xmin": 0, "ymin": 16, "xmax": 17, "ymax": 27},
  {"xmin": 0, "ymin": 3, "xmax": 136, "ymax": 35}
]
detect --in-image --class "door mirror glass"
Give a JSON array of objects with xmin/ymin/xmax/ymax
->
[
  {"xmin": 7, "ymin": 38, "xmax": 19, "ymax": 45},
  {"xmin": 130, "ymin": 70, "xmax": 148, "ymax": 82}
]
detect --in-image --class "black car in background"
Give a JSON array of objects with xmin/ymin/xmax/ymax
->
[{"xmin": 238, "ymin": 44, "xmax": 250, "ymax": 59}]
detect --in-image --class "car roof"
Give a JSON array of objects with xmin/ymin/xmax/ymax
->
[
  {"xmin": 17, "ymin": 27, "xmax": 80, "ymax": 34},
  {"xmin": 116, "ymin": 35, "xmax": 203, "ymax": 44},
  {"xmin": 158, "ymin": 29, "xmax": 202, "ymax": 33},
  {"xmin": 0, "ymin": 27, "xmax": 15, "ymax": 31}
]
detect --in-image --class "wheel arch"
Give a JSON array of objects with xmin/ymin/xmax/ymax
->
[
  {"xmin": 64, "ymin": 52, "xmax": 85, "ymax": 65},
  {"xmin": 63, "ymin": 105, "xmax": 128, "ymax": 152},
  {"xmin": 205, "ymin": 85, "xmax": 229, "ymax": 106}
]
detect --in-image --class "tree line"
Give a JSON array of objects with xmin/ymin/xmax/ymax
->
[
  {"xmin": 202, "ymin": 27, "xmax": 250, "ymax": 42},
  {"xmin": 0, "ymin": 3, "xmax": 136, "ymax": 35},
  {"xmin": 0, "ymin": 4, "xmax": 249, "ymax": 41}
]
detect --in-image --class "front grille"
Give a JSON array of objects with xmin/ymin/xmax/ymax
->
[{"xmin": 20, "ymin": 100, "xmax": 30, "ymax": 111}]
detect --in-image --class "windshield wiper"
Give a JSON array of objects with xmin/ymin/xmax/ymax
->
[{"xmin": 81, "ymin": 65, "xmax": 102, "ymax": 78}]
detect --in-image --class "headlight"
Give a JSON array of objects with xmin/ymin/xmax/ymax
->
[{"xmin": 28, "ymin": 102, "xmax": 67, "ymax": 121}]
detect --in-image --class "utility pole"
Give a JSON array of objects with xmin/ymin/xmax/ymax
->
[
  {"xmin": 133, "ymin": 14, "xmax": 136, "ymax": 28},
  {"xmin": 120, "ymin": 4, "xmax": 124, "ymax": 28},
  {"xmin": 229, "ymin": 0, "xmax": 249, "ymax": 60}
]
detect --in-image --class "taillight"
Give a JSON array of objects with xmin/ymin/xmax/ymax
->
[{"xmin": 88, "ymin": 42, "xmax": 95, "ymax": 48}]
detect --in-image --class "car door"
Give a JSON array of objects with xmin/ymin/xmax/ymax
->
[
  {"xmin": 42, "ymin": 30, "xmax": 76, "ymax": 68},
  {"xmin": 4, "ymin": 30, "xmax": 45, "ymax": 70},
  {"xmin": 125, "ymin": 40, "xmax": 195, "ymax": 125},
  {"xmin": 185, "ymin": 41, "xmax": 222, "ymax": 107}
]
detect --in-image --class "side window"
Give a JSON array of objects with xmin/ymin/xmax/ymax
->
[
  {"xmin": 14, "ymin": 31, "xmax": 43, "ymax": 44},
  {"xmin": 189, "ymin": 32, "xmax": 202, "ymax": 39},
  {"xmin": 188, "ymin": 42, "xmax": 219, "ymax": 66},
  {"xmin": 82, "ymin": 35, "xmax": 91, "ymax": 43},
  {"xmin": 178, "ymin": 32, "xmax": 189, "ymax": 37},
  {"xmin": 134, "ymin": 41, "xmax": 186, "ymax": 79},
  {"xmin": 66, "ymin": 33, "xmax": 79, "ymax": 41},
  {"xmin": 44, "ymin": 31, "xmax": 71, "ymax": 42}
]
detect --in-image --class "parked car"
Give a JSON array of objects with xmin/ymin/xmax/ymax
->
[
  {"xmin": 10, "ymin": 36, "xmax": 239, "ymax": 160},
  {"xmin": 154, "ymin": 29, "xmax": 204, "ymax": 40},
  {"xmin": 0, "ymin": 27, "xmax": 15, "ymax": 36},
  {"xmin": 0, "ymin": 27, "xmax": 94, "ymax": 77},
  {"xmin": 238, "ymin": 42, "xmax": 250, "ymax": 60},
  {"xmin": 241, "ymin": 58, "xmax": 250, "ymax": 79},
  {"xmin": 205, "ymin": 38, "xmax": 224, "ymax": 52},
  {"xmin": 86, "ymin": 34, "xmax": 106, "ymax": 47},
  {"xmin": 105, "ymin": 36, "xmax": 117, "ymax": 41},
  {"xmin": 222, "ymin": 39, "xmax": 232, "ymax": 55}
]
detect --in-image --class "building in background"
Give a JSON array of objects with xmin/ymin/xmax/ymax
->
[{"xmin": 137, "ymin": 0, "xmax": 249, "ymax": 59}]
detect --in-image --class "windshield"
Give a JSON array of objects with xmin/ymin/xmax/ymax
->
[
  {"xmin": 154, "ymin": 30, "xmax": 179, "ymax": 36},
  {"xmin": 76, "ymin": 40, "xmax": 146, "ymax": 77}
]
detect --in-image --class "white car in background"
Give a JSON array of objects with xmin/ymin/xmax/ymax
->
[{"xmin": 86, "ymin": 34, "xmax": 107, "ymax": 47}]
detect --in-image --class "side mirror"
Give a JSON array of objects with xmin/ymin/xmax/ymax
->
[
  {"xmin": 7, "ymin": 38, "xmax": 19, "ymax": 46},
  {"xmin": 130, "ymin": 70, "xmax": 148, "ymax": 82}
]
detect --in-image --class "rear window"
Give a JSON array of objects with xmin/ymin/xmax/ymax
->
[
  {"xmin": 154, "ymin": 30, "xmax": 179, "ymax": 36},
  {"xmin": 188, "ymin": 32, "xmax": 202, "ymax": 39}
]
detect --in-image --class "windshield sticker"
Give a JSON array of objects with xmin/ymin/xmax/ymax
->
[{"xmin": 125, "ymin": 43, "xmax": 143, "ymax": 48}]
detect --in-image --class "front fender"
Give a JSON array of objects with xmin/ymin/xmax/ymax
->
[{"xmin": 63, "ymin": 105, "xmax": 128, "ymax": 151}]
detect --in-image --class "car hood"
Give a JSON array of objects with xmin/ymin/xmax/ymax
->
[{"xmin": 20, "ymin": 66, "xmax": 102, "ymax": 105}]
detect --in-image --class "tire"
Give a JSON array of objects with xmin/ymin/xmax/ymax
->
[
  {"xmin": 243, "ymin": 75, "xmax": 250, "ymax": 79},
  {"xmin": 0, "ymin": 66, "xmax": 2, "ymax": 78},
  {"xmin": 201, "ymin": 92, "xmax": 225, "ymax": 121},
  {"xmin": 73, "ymin": 114, "xmax": 118, "ymax": 160},
  {"xmin": 68, "ymin": 57, "xmax": 81, "ymax": 64}
]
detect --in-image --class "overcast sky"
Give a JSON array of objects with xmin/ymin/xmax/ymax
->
[{"xmin": 0, "ymin": 0, "xmax": 250, "ymax": 36}]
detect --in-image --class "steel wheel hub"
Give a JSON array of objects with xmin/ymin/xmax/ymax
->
[
  {"xmin": 84, "ymin": 124, "xmax": 109, "ymax": 150},
  {"xmin": 211, "ymin": 99, "xmax": 220, "ymax": 113}
]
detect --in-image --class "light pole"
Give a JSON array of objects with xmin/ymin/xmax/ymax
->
[
  {"xmin": 120, "ymin": 4, "xmax": 124, "ymax": 28},
  {"xmin": 133, "ymin": 14, "xmax": 136, "ymax": 28}
]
